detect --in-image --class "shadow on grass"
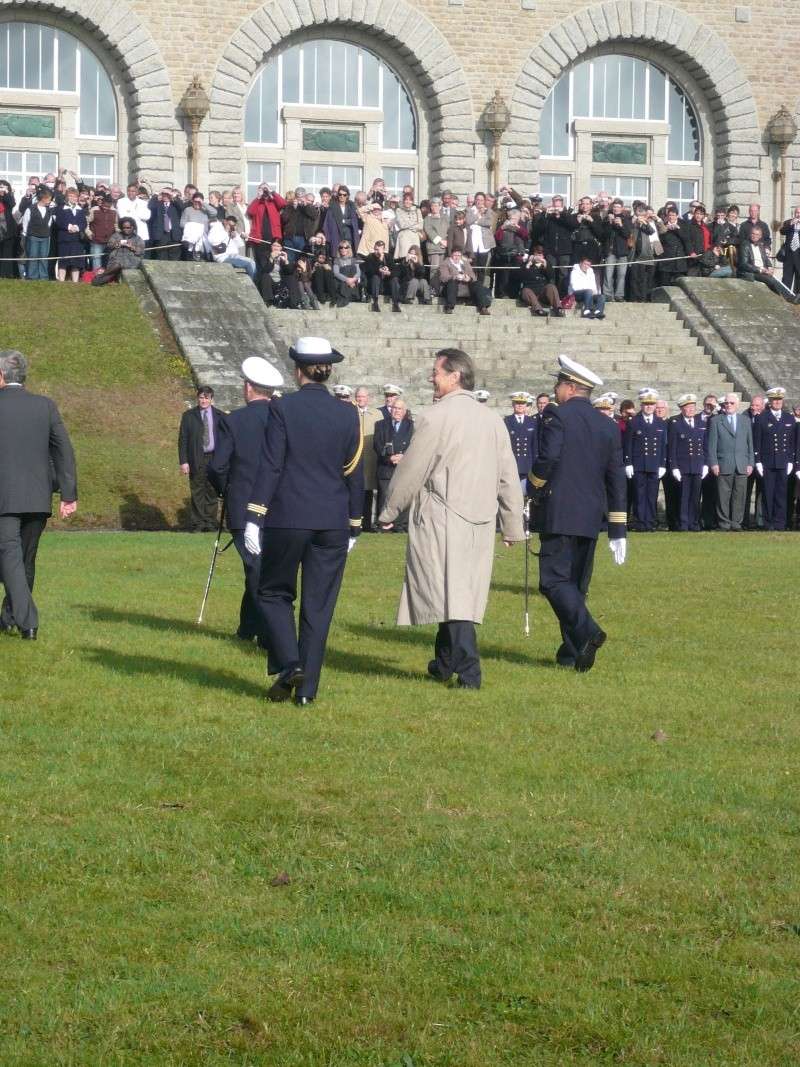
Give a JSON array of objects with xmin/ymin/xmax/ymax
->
[
  {"xmin": 81, "ymin": 647, "xmax": 266, "ymax": 699},
  {"xmin": 325, "ymin": 645, "xmax": 422, "ymax": 681},
  {"xmin": 342, "ymin": 622, "xmax": 535, "ymax": 667},
  {"xmin": 82, "ymin": 605, "xmax": 234, "ymax": 643}
]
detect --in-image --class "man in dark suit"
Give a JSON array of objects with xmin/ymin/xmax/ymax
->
[
  {"xmin": 178, "ymin": 385, "xmax": 225, "ymax": 532},
  {"xmin": 504, "ymin": 391, "xmax": 538, "ymax": 496},
  {"xmin": 623, "ymin": 388, "xmax": 667, "ymax": 532},
  {"xmin": 147, "ymin": 188, "xmax": 182, "ymax": 260},
  {"xmin": 207, "ymin": 357, "xmax": 283, "ymax": 647},
  {"xmin": 373, "ymin": 397, "xmax": 414, "ymax": 530},
  {"xmin": 738, "ymin": 225, "xmax": 800, "ymax": 303},
  {"xmin": 529, "ymin": 355, "xmax": 627, "ymax": 672},
  {"xmin": 0, "ymin": 350, "xmax": 77, "ymax": 639},
  {"xmin": 753, "ymin": 385, "xmax": 796, "ymax": 530},
  {"xmin": 243, "ymin": 337, "xmax": 364, "ymax": 706},
  {"xmin": 667, "ymin": 394, "xmax": 708, "ymax": 532},
  {"xmin": 707, "ymin": 393, "xmax": 754, "ymax": 531}
]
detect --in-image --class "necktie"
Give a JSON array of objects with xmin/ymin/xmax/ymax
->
[
  {"xmin": 393, "ymin": 422, "xmax": 400, "ymax": 433},
  {"xmin": 164, "ymin": 206, "xmax": 171, "ymax": 234},
  {"xmin": 792, "ymin": 228, "xmax": 799, "ymax": 253},
  {"xmin": 728, "ymin": 414, "xmax": 735, "ymax": 431},
  {"xmin": 202, "ymin": 409, "xmax": 211, "ymax": 449},
  {"xmin": 688, "ymin": 418, "xmax": 693, "ymax": 428}
]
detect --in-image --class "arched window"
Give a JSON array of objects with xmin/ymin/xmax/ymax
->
[
  {"xmin": 244, "ymin": 40, "xmax": 419, "ymax": 198},
  {"xmin": 538, "ymin": 55, "xmax": 702, "ymax": 210},
  {"xmin": 0, "ymin": 22, "xmax": 119, "ymax": 197}
]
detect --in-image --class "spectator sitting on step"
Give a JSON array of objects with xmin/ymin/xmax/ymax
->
[
  {"xmin": 91, "ymin": 217, "xmax": 144, "ymax": 286},
  {"xmin": 395, "ymin": 245, "xmax": 432, "ymax": 306},
  {"xmin": 207, "ymin": 215, "xmax": 256, "ymax": 280},
  {"xmin": 738, "ymin": 225, "xmax": 800, "ymax": 303},
  {"xmin": 698, "ymin": 243, "xmax": 734, "ymax": 279},
  {"xmin": 332, "ymin": 239, "xmax": 363, "ymax": 306},
  {"xmin": 363, "ymin": 240, "xmax": 400, "ymax": 312},
  {"xmin": 569, "ymin": 255, "xmax": 605, "ymax": 319},
  {"xmin": 293, "ymin": 253, "xmax": 320, "ymax": 310},
  {"xmin": 518, "ymin": 247, "xmax": 562, "ymax": 317},
  {"xmin": 180, "ymin": 192, "xmax": 216, "ymax": 261},
  {"xmin": 259, "ymin": 239, "xmax": 301, "ymax": 308},
  {"xmin": 309, "ymin": 241, "xmax": 336, "ymax": 305},
  {"xmin": 438, "ymin": 247, "xmax": 491, "ymax": 316}
]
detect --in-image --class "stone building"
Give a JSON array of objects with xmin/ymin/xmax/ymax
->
[{"xmin": 1, "ymin": 0, "xmax": 799, "ymax": 225}]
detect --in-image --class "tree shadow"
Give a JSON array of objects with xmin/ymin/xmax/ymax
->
[
  {"xmin": 81, "ymin": 605, "xmax": 234, "ymax": 643},
  {"xmin": 81, "ymin": 647, "xmax": 266, "ymax": 699},
  {"xmin": 490, "ymin": 581, "xmax": 544, "ymax": 596},
  {"xmin": 342, "ymin": 622, "xmax": 534, "ymax": 666},
  {"xmin": 118, "ymin": 493, "xmax": 171, "ymax": 531},
  {"xmin": 325, "ymin": 645, "xmax": 422, "ymax": 681}
]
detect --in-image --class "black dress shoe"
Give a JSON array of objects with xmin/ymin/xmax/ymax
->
[
  {"xmin": 427, "ymin": 659, "xmax": 451, "ymax": 683},
  {"xmin": 294, "ymin": 696, "xmax": 314, "ymax": 707},
  {"xmin": 575, "ymin": 629, "xmax": 607, "ymax": 672},
  {"xmin": 456, "ymin": 677, "xmax": 481, "ymax": 690},
  {"xmin": 267, "ymin": 665, "xmax": 305, "ymax": 702},
  {"xmin": 0, "ymin": 619, "xmax": 15, "ymax": 635},
  {"xmin": 21, "ymin": 628, "xmax": 37, "ymax": 641}
]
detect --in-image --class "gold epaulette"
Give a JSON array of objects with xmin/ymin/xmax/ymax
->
[{"xmin": 343, "ymin": 415, "xmax": 364, "ymax": 477}]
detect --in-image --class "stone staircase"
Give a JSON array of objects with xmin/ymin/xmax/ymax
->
[{"xmin": 264, "ymin": 299, "xmax": 734, "ymax": 411}]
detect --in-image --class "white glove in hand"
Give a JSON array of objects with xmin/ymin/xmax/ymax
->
[
  {"xmin": 672, "ymin": 468, "xmax": 682, "ymax": 483},
  {"xmin": 347, "ymin": 537, "xmax": 357, "ymax": 554},
  {"xmin": 244, "ymin": 521, "xmax": 262, "ymax": 556},
  {"xmin": 755, "ymin": 462, "xmax": 764, "ymax": 477},
  {"xmin": 796, "ymin": 469, "xmax": 800, "ymax": 481},
  {"xmin": 788, "ymin": 463, "xmax": 794, "ymax": 475},
  {"xmin": 701, "ymin": 465, "xmax": 709, "ymax": 479},
  {"xmin": 609, "ymin": 538, "xmax": 627, "ymax": 565},
  {"xmin": 625, "ymin": 465, "xmax": 634, "ymax": 479},
  {"xmin": 657, "ymin": 467, "xmax": 666, "ymax": 480}
]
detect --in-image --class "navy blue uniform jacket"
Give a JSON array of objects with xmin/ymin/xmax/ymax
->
[
  {"xmin": 206, "ymin": 399, "xmax": 270, "ymax": 531},
  {"xmin": 667, "ymin": 414, "xmax": 708, "ymax": 474},
  {"xmin": 247, "ymin": 383, "xmax": 364, "ymax": 530},
  {"xmin": 623, "ymin": 412, "xmax": 668, "ymax": 472},
  {"xmin": 529, "ymin": 397, "xmax": 627, "ymax": 540},
  {"xmin": 754, "ymin": 409, "xmax": 796, "ymax": 468},
  {"xmin": 504, "ymin": 414, "xmax": 538, "ymax": 477}
]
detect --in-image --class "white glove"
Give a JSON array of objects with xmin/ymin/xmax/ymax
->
[
  {"xmin": 788, "ymin": 463, "xmax": 794, "ymax": 475},
  {"xmin": 625, "ymin": 465, "xmax": 634, "ymax": 479},
  {"xmin": 672, "ymin": 468, "xmax": 682, "ymax": 482},
  {"xmin": 701, "ymin": 465, "xmax": 709, "ymax": 479},
  {"xmin": 347, "ymin": 537, "xmax": 357, "ymax": 554},
  {"xmin": 755, "ymin": 462, "xmax": 764, "ymax": 477},
  {"xmin": 657, "ymin": 467, "xmax": 666, "ymax": 479},
  {"xmin": 244, "ymin": 521, "xmax": 262, "ymax": 556},
  {"xmin": 609, "ymin": 538, "xmax": 627, "ymax": 565}
]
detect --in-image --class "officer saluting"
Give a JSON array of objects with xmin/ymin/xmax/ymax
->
[
  {"xmin": 244, "ymin": 337, "xmax": 364, "ymax": 705},
  {"xmin": 207, "ymin": 356, "xmax": 284, "ymax": 648},
  {"xmin": 528, "ymin": 355, "xmax": 627, "ymax": 672},
  {"xmin": 505, "ymin": 390, "xmax": 538, "ymax": 495},
  {"xmin": 754, "ymin": 385, "xmax": 796, "ymax": 530}
]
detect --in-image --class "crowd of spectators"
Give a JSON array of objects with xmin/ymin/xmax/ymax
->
[{"xmin": 3, "ymin": 170, "xmax": 800, "ymax": 311}]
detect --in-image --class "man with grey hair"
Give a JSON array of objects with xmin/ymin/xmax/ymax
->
[
  {"xmin": 0, "ymin": 350, "xmax": 77, "ymax": 639},
  {"xmin": 707, "ymin": 393, "xmax": 754, "ymax": 531}
]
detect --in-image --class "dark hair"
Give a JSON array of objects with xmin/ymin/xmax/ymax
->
[
  {"xmin": 435, "ymin": 348, "xmax": 475, "ymax": 391},
  {"xmin": 304, "ymin": 363, "xmax": 332, "ymax": 383},
  {"xmin": 118, "ymin": 216, "xmax": 136, "ymax": 228},
  {"xmin": 197, "ymin": 385, "xmax": 214, "ymax": 397}
]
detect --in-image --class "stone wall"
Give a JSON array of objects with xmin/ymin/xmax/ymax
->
[{"xmin": 3, "ymin": 0, "xmax": 800, "ymax": 202}]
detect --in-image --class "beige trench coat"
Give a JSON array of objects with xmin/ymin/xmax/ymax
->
[
  {"xmin": 379, "ymin": 390, "xmax": 524, "ymax": 625},
  {"xmin": 357, "ymin": 406, "xmax": 381, "ymax": 491}
]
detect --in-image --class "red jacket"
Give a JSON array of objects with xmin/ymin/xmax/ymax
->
[{"xmin": 247, "ymin": 192, "xmax": 287, "ymax": 242}]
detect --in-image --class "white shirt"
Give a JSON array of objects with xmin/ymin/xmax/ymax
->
[
  {"xmin": 751, "ymin": 243, "xmax": 765, "ymax": 270},
  {"xmin": 569, "ymin": 263, "xmax": 598, "ymax": 295},
  {"xmin": 469, "ymin": 221, "xmax": 487, "ymax": 255},
  {"xmin": 115, "ymin": 195, "xmax": 151, "ymax": 241}
]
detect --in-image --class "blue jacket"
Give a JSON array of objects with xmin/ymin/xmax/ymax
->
[
  {"xmin": 504, "ymin": 413, "xmax": 538, "ymax": 477},
  {"xmin": 624, "ymin": 412, "xmax": 668, "ymax": 472},
  {"xmin": 247, "ymin": 383, "xmax": 364, "ymax": 530},
  {"xmin": 207, "ymin": 399, "xmax": 271, "ymax": 531},
  {"xmin": 668, "ymin": 414, "xmax": 708, "ymax": 475},
  {"xmin": 529, "ymin": 397, "xmax": 627, "ymax": 540},
  {"xmin": 754, "ymin": 408, "xmax": 796, "ymax": 468}
]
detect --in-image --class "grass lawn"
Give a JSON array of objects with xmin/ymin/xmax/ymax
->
[
  {"xmin": 1, "ymin": 530, "xmax": 798, "ymax": 1066},
  {"xmin": 0, "ymin": 280, "xmax": 194, "ymax": 530}
]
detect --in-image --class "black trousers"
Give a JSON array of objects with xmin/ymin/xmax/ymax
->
[
  {"xmin": 151, "ymin": 235, "xmax": 181, "ymax": 261},
  {"xmin": 677, "ymin": 473, "xmax": 702, "ymax": 531},
  {"xmin": 232, "ymin": 529, "xmax": 268, "ymax": 649},
  {"xmin": 255, "ymin": 527, "xmax": 349, "ymax": 699},
  {"xmin": 782, "ymin": 248, "xmax": 800, "ymax": 294},
  {"xmin": 312, "ymin": 269, "xmax": 336, "ymax": 304},
  {"xmin": 368, "ymin": 274, "xmax": 400, "ymax": 302},
  {"xmin": 0, "ymin": 513, "xmax": 48, "ymax": 631},
  {"xmin": 762, "ymin": 467, "xmax": 789, "ymax": 530},
  {"xmin": 432, "ymin": 621, "xmax": 480, "ymax": 687},
  {"xmin": 744, "ymin": 470, "xmax": 762, "ymax": 528},
  {"xmin": 633, "ymin": 470, "xmax": 660, "ymax": 530},
  {"xmin": 628, "ymin": 260, "xmax": 655, "ymax": 302},
  {"xmin": 377, "ymin": 473, "xmax": 407, "ymax": 531},
  {"xmin": 662, "ymin": 472, "xmax": 680, "ymax": 530},
  {"xmin": 362, "ymin": 490, "xmax": 375, "ymax": 533},
  {"xmin": 538, "ymin": 533, "xmax": 599, "ymax": 664},
  {"xmin": 189, "ymin": 455, "xmax": 219, "ymax": 531},
  {"xmin": 700, "ymin": 473, "xmax": 717, "ymax": 530},
  {"xmin": 442, "ymin": 278, "xmax": 490, "ymax": 310}
]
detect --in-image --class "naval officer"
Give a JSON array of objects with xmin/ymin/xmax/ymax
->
[
  {"xmin": 754, "ymin": 385, "xmax": 796, "ymax": 530},
  {"xmin": 667, "ymin": 393, "xmax": 708, "ymax": 532},
  {"xmin": 623, "ymin": 387, "xmax": 667, "ymax": 531},
  {"xmin": 244, "ymin": 337, "xmax": 364, "ymax": 705},
  {"xmin": 504, "ymin": 390, "xmax": 538, "ymax": 495},
  {"xmin": 207, "ymin": 356, "xmax": 284, "ymax": 649},
  {"xmin": 528, "ymin": 355, "xmax": 627, "ymax": 672}
]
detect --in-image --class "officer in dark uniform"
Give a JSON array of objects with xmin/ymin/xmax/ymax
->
[
  {"xmin": 529, "ymin": 355, "xmax": 627, "ymax": 672},
  {"xmin": 207, "ymin": 356, "xmax": 284, "ymax": 648},
  {"xmin": 667, "ymin": 393, "xmax": 709, "ymax": 531},
  {"xmin": 244, "ymin": 336, "xmax": 364, "ymax": 705},
  {"xmin": 379, "ymin": 383, "xmax": 403, "ymax": 421},
  {"xmin": 504, "ymin": 390, "xmax": 538, "ymax": 496},
  {"xmin": 623, "ymin": 388, "xmax": 667, "ymax": 531},
  {"xmin": 754, "ymin": 385, "xmax": 796, "ymax": 530}
]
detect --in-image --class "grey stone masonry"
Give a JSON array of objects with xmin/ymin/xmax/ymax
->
[
  {"xmin": 140, "ymin": 261, "xmax": 292, "ymax": 412},
  {"xmin": 262, "ymin": 300, "xmax": 733, "ymax": 412}
]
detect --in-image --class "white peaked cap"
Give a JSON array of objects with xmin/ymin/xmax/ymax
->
[
  {"xmin": 555, "ymin": 354, "xmax": 604, "ymax": 389},
  {"xmin": 383, "ymin": 383, "xmax": 403, "ymax": 395},
  {"xmin": 241, "ymin": 356, "xmax": 284, "ymax": 389}
]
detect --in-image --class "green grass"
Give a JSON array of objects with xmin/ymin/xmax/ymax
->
[
  {"xmin": 1, "ymin": 531, "xmax": 799, "ymax": 1066},
  {"xmin": 0, "ymin": 279, "xmax": 194, "ymax": 529}
]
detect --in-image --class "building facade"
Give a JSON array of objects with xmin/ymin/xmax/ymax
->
[{"xmin": 1, "ymin": 0, "xmax": 799, "ymax": 222}]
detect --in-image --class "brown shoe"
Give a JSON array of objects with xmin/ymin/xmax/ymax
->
[{"xmin": 478, "ymin": 307, "xmax": 490, "ymax": 316}]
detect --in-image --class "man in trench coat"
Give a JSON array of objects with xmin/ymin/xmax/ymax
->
[{"xmin": 379, "ymin": 348, "xmax": 524, "ymax": 689}]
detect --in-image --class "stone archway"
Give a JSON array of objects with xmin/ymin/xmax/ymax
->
[
  {"xmin": 207, "ymin": 0, "xmax": 476, "ymax": 194},
  {"xmin": 508, "ymin": 0, "xmax": 761, "ymax": 203},
  {"xmin": 0, "ymin": 0, "xmax": 175, "ymax": 183}
]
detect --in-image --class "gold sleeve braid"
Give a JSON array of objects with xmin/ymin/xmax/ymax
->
[{"xmin": 343, "ymin": 413, "xmax": 364, "ymax": 477}]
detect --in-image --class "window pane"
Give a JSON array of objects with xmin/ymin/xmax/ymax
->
[
  {"xmin": 9, "ymin": 24, "xmax": 24, "ymax": 88},
  {"xmin": 247, "ymin": 161, "xmax": 279, "ymax": 201},
  {"xmin": 41, "ymin": 27, "xmax": 55, "ymax": 90},
  {"xmin": 667, "ymin": 178, "xmax": 697, "ymax": 215},
  {"xmin": 331, "ymin": 41, "xmax": 346, "ymax": 104},
  {"xmin": 684, "ymin": 109, "xmax": 700, "ymax": 162},
  {"xmin": 302, "ymin": 42, "xmax": 316, "ymax": 103},
  {"xmin": 0, "ymin": 27, "xmax": 7, "ymax": 86},
  {"xmin": 398, "ymin": 87, "xmax": 415, "ymax": 150},
  {"xmin": 552, "ymin": 74, "xmax": 569, "ymax": 155},
  {"xmin": 605, "ymin": 55, "xmax": 620, "ymax": 119},
  {"xmin": 57, "ymin": 31, "xmax": 76, "ymax": 91},
  {"xmin": 344, "ymin": 44, "xmax": 359, "ymax": 107},
  {"xmin": 261, "ymin": 59, "xmax": 278, "ymax": 142},
  {"xmin": 24, "ymin": 24, "xmax": 41, "ymax": 90},
  {"xmin": 592, "ymin": 57, "xmax": 605, "ymax": 117},
  {"xmin": 362, "ymin": 49, "xmax": 379, "ymax": 106},
  {"xmin": 573, "ymin": 62, "xmax": 590, "ymax": 117},
  {"xmin": 244, "ymin": 77, "xmax": 261, "ymax": 141},
  {"xmin": 633, "ymin": 59, "xmax": 646, "ymax": 120},
  {"xmin": 648, "ymin": 64, "xmax": 665, "ymax": 120},
  {"xmin": 282, "ymin": 46, "xmax": 299, "ymax": 104},
  {"xmin": 619, "ymin": 57, "xmax": 634, "ymax": 120},
  {"xmin": 316, "ymin": 41, "xmax": 331, "ymax": 105},
  {"xmin": 79, "ymin": 47, "xmax": 99, "ymax": 135},
  {"xmin": 382, "ymin": 66, "xmax": 399, "ymax": 149},
  {"xmin": 382, "ymin": 167, "xmax": 413, "ymax": 197},
  {"xmin": 667, "ymin": 81, "xmax": 684, "ymax": 161},
  {"xmin": 540, "ymin": 173, "xmax": 570, "ymax": 199}
]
